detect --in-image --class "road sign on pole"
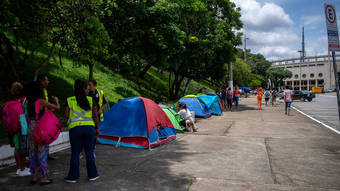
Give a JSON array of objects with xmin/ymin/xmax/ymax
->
[
  {"xmin": 324, "ymin": 4, "xmax": 340, "ymax": 124},
  {"xmin": 325, "ymin": 4, "xmax": 340, "ymax": 51}
]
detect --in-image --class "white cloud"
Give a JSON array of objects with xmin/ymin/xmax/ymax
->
[
  {"xmin": 232, "ymin": 0, "xmax": 300, "ymax": 59},
  {"xmin": 258, "ymin": 46, "xmax": 299, "ymax": 59},
  {"xmin": 301, "ymin": 15, "xmax": 323, "ymax": 26},
  {"xmin": 247, "ymin": 30, "xmax": 298, "ymax": 46},
  {"xmin": 233, "ymin": 0, "xmax": 293, "ymax": 32}
]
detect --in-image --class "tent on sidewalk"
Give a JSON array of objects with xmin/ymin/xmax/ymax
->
[
  {"xmin": 174, "ymin": 95, "xmax": 211, "ymax": 118},
  {"xmin": 198, "ymin": 94, "xmax": 222, "ymax": 115},
  {"xmin": 97, "ymin": 97, "xmax": 176, "ymax": 149},
  {"xmin": 159, "ymin": 104, "xmax": 185, "ymax": 131},
  {"xmin": 207, "ymin": 93, "xmax": 225, "ymax": 111}
]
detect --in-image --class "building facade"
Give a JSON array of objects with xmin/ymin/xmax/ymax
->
[{"xmin": 271, "ymin": 54, "xmax": 340, "ymax": 90}]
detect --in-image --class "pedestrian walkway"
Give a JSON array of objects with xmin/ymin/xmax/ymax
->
[{"xmin": 1, "ymin": 97, "xmax": 339, "ymax": 191}]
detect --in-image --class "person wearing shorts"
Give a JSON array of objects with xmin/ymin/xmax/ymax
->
[{"xmin": 284, "ymin": 85, "xmax": 293, "ymax": 116}]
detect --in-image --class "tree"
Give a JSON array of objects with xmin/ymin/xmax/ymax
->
[
  {"xmin": 232, "ymin": 58, "xmax": 251, "ymax": 87},
  {"xmin": 266, "ymin": 67, "xmax": 292, "ymax": 89}
]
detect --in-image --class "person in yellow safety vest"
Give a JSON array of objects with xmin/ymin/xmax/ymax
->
[
  {"xmin": 37, "ymin": 74, "xmax": 55, "ymax": 161},
  {"xmin": 88, "ymin": 80, "xmax": 107, "ymax": 125},
  {"xmin": 257, "ymin": 87, "xmax": 263, "ymax": 110},
  {"xmin": 64, "ymin": 79, "xmax": 99, "ymax": 183}
]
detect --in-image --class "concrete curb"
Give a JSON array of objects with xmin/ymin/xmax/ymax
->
[{"xmin": 0, "ymin": 132, "xmax": 70, "ymax": 167}]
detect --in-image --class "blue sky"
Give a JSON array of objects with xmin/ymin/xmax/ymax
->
[{"xmin": 231, "ymin": 0, "xmax": 340, "ymax": 60}]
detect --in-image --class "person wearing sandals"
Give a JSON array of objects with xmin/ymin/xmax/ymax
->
[
  {"xmin": 27, "ymin": 81, "xmax": 60, "ymax": 185},
  {"xmin": 64, "ymin": 79, "xmax": 99, "ymax": 183}
]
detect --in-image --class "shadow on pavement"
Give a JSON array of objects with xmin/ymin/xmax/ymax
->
[{"xmin": 0, "ymin": 139, "xmax": 193, "ymax": 191}]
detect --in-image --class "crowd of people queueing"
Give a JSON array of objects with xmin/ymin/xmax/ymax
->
[
  {"xmin": 3, "ymin": 75, "xmax": 107, "ymax": 185},
  {"xmin": 215, "ymin": 87, "xmax": 243, "ymax": 111}
]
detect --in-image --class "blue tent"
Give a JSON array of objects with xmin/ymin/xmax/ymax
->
[
  {"xmin": 174, "ymin": 95, "xmax": 211, "ymax": 118},
  {"xmin": 240, "ymin": 86, "xmax": 250, "ymax": 90},
  {"xmin": 97, "ymin": 97, "xmax": 176, "ymax": 149},
  {"xmin": 198, "ymin": 94, "xmax": 222, "ymax": 115}
]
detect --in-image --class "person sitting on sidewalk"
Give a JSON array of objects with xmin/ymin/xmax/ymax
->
[
  {"xmin": 175, "ymin": 104, "xmax": 197, "ymax": 132},
  {"xmin": 284, "ymin": 86, "xmax": 293, "ymax": 116}
]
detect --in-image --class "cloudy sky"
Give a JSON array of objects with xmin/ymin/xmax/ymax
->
[{"xmin": 231, "ymin": 0, "xmax": 340, "ymax": 61}]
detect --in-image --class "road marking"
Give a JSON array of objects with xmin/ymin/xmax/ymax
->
[{"xmin": 292, "ymin": 106, "xmax": 340, "ymax": 135}]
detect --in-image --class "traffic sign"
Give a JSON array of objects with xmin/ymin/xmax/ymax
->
[{"xmin": 325, "ymin": 4, "xmax": 340, "ymax": 51}]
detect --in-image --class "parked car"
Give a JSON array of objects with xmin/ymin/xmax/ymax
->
[{"xmin": 292, "ymin": 90, "xmax": 315, "ymax": 102}]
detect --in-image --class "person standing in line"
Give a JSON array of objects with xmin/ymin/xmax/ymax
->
[
  {"xmin": 284, "ymin": 85, "xmax": 293, "ymax": 116},
  {"xmin": 234, "ymin": 88, "xmax": 240, "ymax": 107},
  {"xmin": 4, "ymin": 82, "xmax": 31, "ymax": 176},
  {"xmin": 271, "ymin": 89, "xmax": 277, "ymax": 106},
  {"xmin": 64, "ymin": 79, "xmax": 99, "ymax": 183},
  {"xmin": 264, "ymin": 89, "xmax": 271, "ymax": 106},
  {"xmin": 221, "ymin": 87, "xmax": 227, "ymax": 110},
  {"xmin": 27, "ymin": 81, "xmax": 60, "ymax": 185},
  {"xmin": 226, "ymin": 88, "xmax": 233, "ymax": 111},
  {"xmin": 257, "ymin": 87, "xmax": 263, "ymax": 110},
  {"xmin": 37, "ymin": 74, "xmax": 54, "ymax": 161}
]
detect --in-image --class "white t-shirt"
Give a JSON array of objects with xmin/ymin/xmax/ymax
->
[{"xmin": 177, "ymin": 109, "xmax": 192, "ymax": 119}]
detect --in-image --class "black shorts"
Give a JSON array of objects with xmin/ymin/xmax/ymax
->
[{"xmin": 265, "ymin": 98, "xmax": 269, "ymax": 101}]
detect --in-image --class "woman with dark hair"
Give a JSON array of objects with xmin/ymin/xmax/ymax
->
[
  {"xmin": 27, "ymin": 81, "xmax": 60, "ymax": 185},
  {"xmin": 175, "ymin": 104, "xmax": 197, "ymax": 132},
  {"xmin": 64, "ymin": 79, "xmax": 99, "ymax": 183}
]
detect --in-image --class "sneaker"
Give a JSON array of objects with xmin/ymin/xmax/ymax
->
[
  {"xmin": 16, "ymin": 169, "xmax": 20, "ymax": 175},
  {"xmin": 18, "ymin": 169, "xmax": 31, "ymax": 176},
  {"xmin": 64, "ymin": 178, "xmax": 77, "ymax": 183},
  {"xmin": 89, "ymin": 176, "xmax": 100, "ymax": 181},
  {"xmin": 79, "ymin": 153, "xmax": 84, "ymax": 159}
]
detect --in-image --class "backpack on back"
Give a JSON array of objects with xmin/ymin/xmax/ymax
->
[
  {"xmin": 2, "ymin": 101, "xmax": 24, "ymax": 134},
  {"xmin": 33, "ymin": 99, "xmax": 62, "ymax": 145}
]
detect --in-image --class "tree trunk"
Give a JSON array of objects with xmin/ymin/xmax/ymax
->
[
  {"xmin": 138, "ymin": 62, "xmax": 152, "ymax": 79},
  {"xmin": 0, "ymin": 33, "xmax": 19, "ymax": 81},
  {"xmin": 88, "ymin": 61, "xmax": 94, "ymax": 81},
  {"xmin": 174, "ymin": 75, "xmax": 185, "ymax": 98},
  {"xmin": 21, "ymin": 46, "xmax": 28, "ymax": 65},
  {"xmin": 33, "ymin": 38, "xmax": 58, "ymax": 81},
  {"xmin": 59, "ymin": 48, "xmax": 63, "ymax": 68}
]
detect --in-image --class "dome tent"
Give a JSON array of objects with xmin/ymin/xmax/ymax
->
[
  {"xmin": 97, "ymin": 97, "xmax": 176, "ymax": 149},
  {"xmin": 174, "ymin": 95, "xmax": 211, "ymax": 118}
]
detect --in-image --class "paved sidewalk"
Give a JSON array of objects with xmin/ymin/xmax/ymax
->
[{"xmin": 0, "ymin": 97, "xmax": 339, "ymax": 191}]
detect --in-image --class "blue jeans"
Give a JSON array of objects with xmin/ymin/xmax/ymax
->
[
  {"xmin": 235, "ymin": 96, "xmax": 239, "ymax": 106},
  {"xmin": 67, "ymin": 126, "xmax": 98, "ymax": 180}
]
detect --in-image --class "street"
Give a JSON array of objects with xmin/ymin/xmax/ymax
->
[
  {"xmin": 292, "ymin": 93, "xmax": 340, "ymax": 132},
  {"xmin": 1, "ymin": 97, "xmax": 340, "ymax": 191}
]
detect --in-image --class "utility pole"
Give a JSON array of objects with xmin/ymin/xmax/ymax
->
[
  {"xmin": 244, "ymin": 34, "xmax": 249, "ymax": 65},
  {"xmin": 298, "ymin": 27, "xmax": 305, "ymax": 91}
]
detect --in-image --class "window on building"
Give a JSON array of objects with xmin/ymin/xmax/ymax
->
[
  {"xmin": 310, "ymin": 73, "xmax": 314, "ymax": 78},
  {"xmin": 294, "ymin": 65, "xmax": 299, "ymax": 68},
  {"xmin": 286, "ymin": 66, "xmax": 292, "ymax": 68},
  {"xmin": 317, "ymin": 64, "xmax": 325, "ymax": 66},
  {"xmin": 294, "ymin": 74, "xmax": 299, "ymax": 79},
  {"xmin": 318, "ymin": 73, "xmax": 323, "ymax": 77},
  {"xmin": 309, "ymin": 64, "xmax": 315, "ymax": 67},
  {"xmin": 302, "ymin": 74, "xmax": 306, "ymax": 78},
  {"xmin": 301, "ymin": 65, "xmax": 307, "ymax": 67}
]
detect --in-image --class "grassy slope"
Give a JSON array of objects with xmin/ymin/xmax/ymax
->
[{"xmin": 0, "ymin": 50, "xmax": 216, "ymax": 139}]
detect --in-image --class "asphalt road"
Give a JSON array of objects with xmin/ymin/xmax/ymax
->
[{"xmin": 292, "ymin": 93, "xmax": 340, "ymax": 132}]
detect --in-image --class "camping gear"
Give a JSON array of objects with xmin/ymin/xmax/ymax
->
[
  {"xmin": 207, "ymin": 93, "xmax": 225, "ymax": 110},
  {"xmin": 33, "ymin": 99, "xmax": 62, "ymax": 145},
  {"xmin": 159, "ymin": 104, "xmax": 185, "ymax": 131},
  {"xmin": 240, "ymin": 86, "xmax": 250, "ymax": 90},
  {"xmin": 97, "ymin": 97, "xmax": 176, "ymax": 149},
  {"xmin": 198, "ymin": 94, "xmax": 222, "ymax": 115},
  {"xmin": 174, "ymin": 95, "xmax": 211, "ymax": 118}
]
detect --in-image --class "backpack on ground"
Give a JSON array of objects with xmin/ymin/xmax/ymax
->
[
  {"xmin": 2, "ymin": 101, "xmax": 24, "ymax": 135},
  {"xmin": 33, "ymin": 99, "xmax": 62, "ymax": 145}
]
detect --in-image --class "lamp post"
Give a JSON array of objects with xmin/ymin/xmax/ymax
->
[
  {"xmin": 298, "ymin": 50, "xmax": 303, "ymax": 90},
  {"xmin": 244, "ymin": 35, "xmax": 249, "ymax": 64}
]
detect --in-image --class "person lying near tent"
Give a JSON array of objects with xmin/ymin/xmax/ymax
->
[{"xmin": 175, "ymin": 104, "xmax": 197, "ymax": 132}]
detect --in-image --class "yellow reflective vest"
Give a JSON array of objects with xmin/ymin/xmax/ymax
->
[
  {"xmin": 97, "ymin": 89, "xmax": 104, "ymax": 122},
  {"xmin": 44, "ymin": 88, "xmax": 48, "ymax": 102},
  {"xmin": 67, "ymin": 96, "xmax": 95, "ymax": 129}
]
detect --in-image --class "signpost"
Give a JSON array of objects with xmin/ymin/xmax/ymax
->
[{"xmin": 325, "ymin": 4, "xmax": 340, "ymax": 123}]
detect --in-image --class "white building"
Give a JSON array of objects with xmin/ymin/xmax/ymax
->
[{"xmin": 271, "ymin": 54, "xmax": 340, "ymax": 90}]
